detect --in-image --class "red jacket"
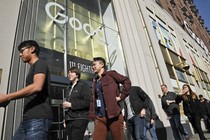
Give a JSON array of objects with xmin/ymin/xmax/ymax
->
[{"xmin": 89, "ymin": 70, "xmax": 131, "ymax": 120}]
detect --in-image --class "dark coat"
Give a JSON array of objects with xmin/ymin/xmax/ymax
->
[
  {"xmin": 65, "ymin": 80, "xmax": 92, "ymax": 120},
  {"xmin": 89, "ymin": 70, "xmax": 131, "ymax": 120},
  {"xmin": 199, "ymin": 98, "xmax": 210, "ymax": 116},
  {"xmin": 161, "ymin": 91, "xmax": 180, "ymax": 116},
  {"xmin": 125, "ymin": 86, "xmax": 158, "ymax": 120},
  {"xmin": 177, "ymin": 94, "xmax": 201, "ymax": 116}
]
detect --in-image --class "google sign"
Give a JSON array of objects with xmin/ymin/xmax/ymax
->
[{"xmin": 45, "ymin": 2, "xmax": 105, "ymax": 45}]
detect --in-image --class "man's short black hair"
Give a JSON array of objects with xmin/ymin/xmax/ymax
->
[
  {"xmin": 18, "ymin": 40, "xmax": 40, "ymax": 55},
  {"xmin": 93, "ymin": 57, "xmax": 106, "ymax": 68},
  {"xmin": 199, "ymin": 94, "xmax": 203, "ymax": 98}
]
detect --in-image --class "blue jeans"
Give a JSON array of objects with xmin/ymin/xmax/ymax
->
[
  {"xmin": 144, "ymin": 120, "xmax": 158, "ymax": 140},
  {"xmin": 127, "ymin": 115, "xmax": 148, "ymax": 140},
  {"xmin": 169, "ymin": 114, "xmax": 188, "ymax": 140},
  {"xmin": 12, "ymin": 119, "xmax": 52, "ymax": 140}
]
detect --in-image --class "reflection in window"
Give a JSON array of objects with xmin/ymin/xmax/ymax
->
[
  {"xmin": 201, "ymin": 82, "xmax": 206, "ymax": 89},
  {"xmin": 200, "ymin": 71, "xmax": 208, "ymax": 82},
  {"xmin": 171, "ymin": 78, "xmax": 179, "ymax": 93},
  {"xmin": 175, "ymin": 69, "xmax": 187, "ymax": 82},
  {"xmin": 187, "ymin": 74, "xmax": 194, "ymax": 85},
  {"xmin": 35, "ymin": 0, "xmax": 128, "ymax": 77},
  {"xmin": 149, "ymin": 16, "xmax": 161, "ymax": 41},
  {"xmin": 171, "ymin": 34, "xmax": 183, "ymax": 56},
  {"xmin": 206, "ymin": 83, "xmax": 210, "ymax": 91},
  {"xmin": 166, "ymin": 63, "xmax": 175, "ymax": 79},
  {"xmin": 159, "ymin": 24, "xmax": 175, "ymax": 51},
  {"xmin": 160, "ymin": 45, "xmax": 171, "ymax": 64},
  {"xmin": 35, "ymin": 0, "xmax": 65, "ymax": 52},
  {"xmin": 169, "ymin": 51, "xmax": 179, "ymax": 65},
  {"xmin": 148, "ymin": 14, "xmax": 181, "ymax": 53},
  {"xmin": 194, "ymin": 67, "xmax": 201, "ymax": 81}
]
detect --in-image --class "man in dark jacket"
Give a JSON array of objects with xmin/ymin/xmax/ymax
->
[
  {"xmin": 199, "ymin": 94, "xmax": 210, "ymax": 132},
  {"xmin": 89, "ymin": 57, "xmax": 131, "ymax": 140},
  {"xmin": 63, "ymin": 67, "xmax": 92, "ymax": 140},
  {"xmin": 124, "ymin": 86, "xmax": 158, "ymax": 140},
  {"xmin": 161, "ymin": 84, "xmax": 189, "ymax": 140}
]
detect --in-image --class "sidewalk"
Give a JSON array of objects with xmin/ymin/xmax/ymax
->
[{"xmin": 190, "ymin": 131, "xmax": 210, "ymax": 140}]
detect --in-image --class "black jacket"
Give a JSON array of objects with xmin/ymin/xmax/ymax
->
[
  {"xmin": 65, "ymin": 80, "xmax": 92, "ymax": 120},
  {"xmin": 161, "ymin": 91, "xmax": 180, "ymax": 116},
  {"xmin": 125, "ymin": 86, "xmax": 157, "ymax": 120},
  {"xmin": 177, "ymin": 94, "xmax": 201, "ymax": 116},
  {"xmin": 199, "ymin": 99, "xmax": 210, "ymax": 116}
]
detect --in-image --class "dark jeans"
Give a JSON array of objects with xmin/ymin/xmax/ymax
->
[
  {"xmin": 169, "ymin": 114, "xmax": 188, "ymax": 140},
  {"xmin": 144, "ymin": 120, "xmax": 158, "ymax": 140},
  {"xmin": 188, "ymin": 115, "xmax": 206, "ymax": 140},
  {"xmin": 93, "ymin": 114, "xmax": 124, "ymax": 140},
  {"xmin": 127, "ymin": 115, "xmax": 148, "ymax": 140},
  {"xmin": 202, "ymin": 114, "xmax": 210, "ymax": 131},
  {"xmin": 12, "ymin": 119, "xmax": 52, "ymax": 140},
  {"xmin": 65, "ymin": 119, "xmax": 89, "ymax": 140}
]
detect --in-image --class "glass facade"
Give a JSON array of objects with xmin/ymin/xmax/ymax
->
[
  {"xmin": 27, "ymin": 0, "xmax": 129, "ymax": 138},
  {"xmin": 35, "ymin": 0, "xmax": 128, "ymax": 80}
]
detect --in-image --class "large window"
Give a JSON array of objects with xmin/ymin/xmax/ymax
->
[
  {"xmin": 35, "ymin": 0, "xmax": 128, "ymax": 78},
  {"xmin": 175, "ymin": 69, "xmax": 187, "ymax": 82},
  {"xmin": 149, "ymin": 16, "xmax": 162, "ymax": 41}
]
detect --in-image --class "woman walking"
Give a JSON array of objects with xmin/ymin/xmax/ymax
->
[{"xmin": 178, "ymin": 84, "xmax": 206, "ymax": 140}]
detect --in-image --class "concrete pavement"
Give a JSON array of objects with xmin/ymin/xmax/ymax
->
[{"xmin": 190, "ymin": 131, "xmax": 210, "ymax": 140}]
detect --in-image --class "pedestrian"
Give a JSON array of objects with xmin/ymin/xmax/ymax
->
[
  {"xmin": 0, "ymin": 40, "xmax": 53, "ymax": 140},
  {"xmin": 161, "ymin": 84, "xmax": 189, "ymax": 140},
  {"xmin": 198, "ymin": 94, "xmax": 210, "ymax": 132},
  {"xmin": 178, "ymin": 84, "xmax": 206, "ymax": 140},
  {"xmin": 125, "ymin": 86, "xmax": 158, "ymax": 140},
  {"xmin": 63, "ymin": 67, "xmax": 92, "ymax": 140},
  {"xmin": 89, "ymin": 57, "xmax": 131, "ymax": 140}
]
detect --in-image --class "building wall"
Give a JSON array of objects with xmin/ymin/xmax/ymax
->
[
  {"xmin": 142, "ymin": 0, "xmax": 209, "ymax": 110},
  {"xmin": 113, "ymin": 0, "xmax": 209, "ymax": 138},
  {"xmin": 112, "ymin": 0, "xmax": 166, "ymax": 122},
  {"xmin": 159, "ymin": 0, "xmax": 210, "ymax": 51},
  {"xmin": 140, "ymin": 0, "xmax": 209, "ymax": 111},
  {"xmin": 0, "ymin": 0, "xmax": 21, "ymax": 138}
]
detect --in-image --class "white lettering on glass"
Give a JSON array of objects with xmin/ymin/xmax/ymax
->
[{"xmin": 45, "ymin": 2, "xmax": 105, "ymax": 44}]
